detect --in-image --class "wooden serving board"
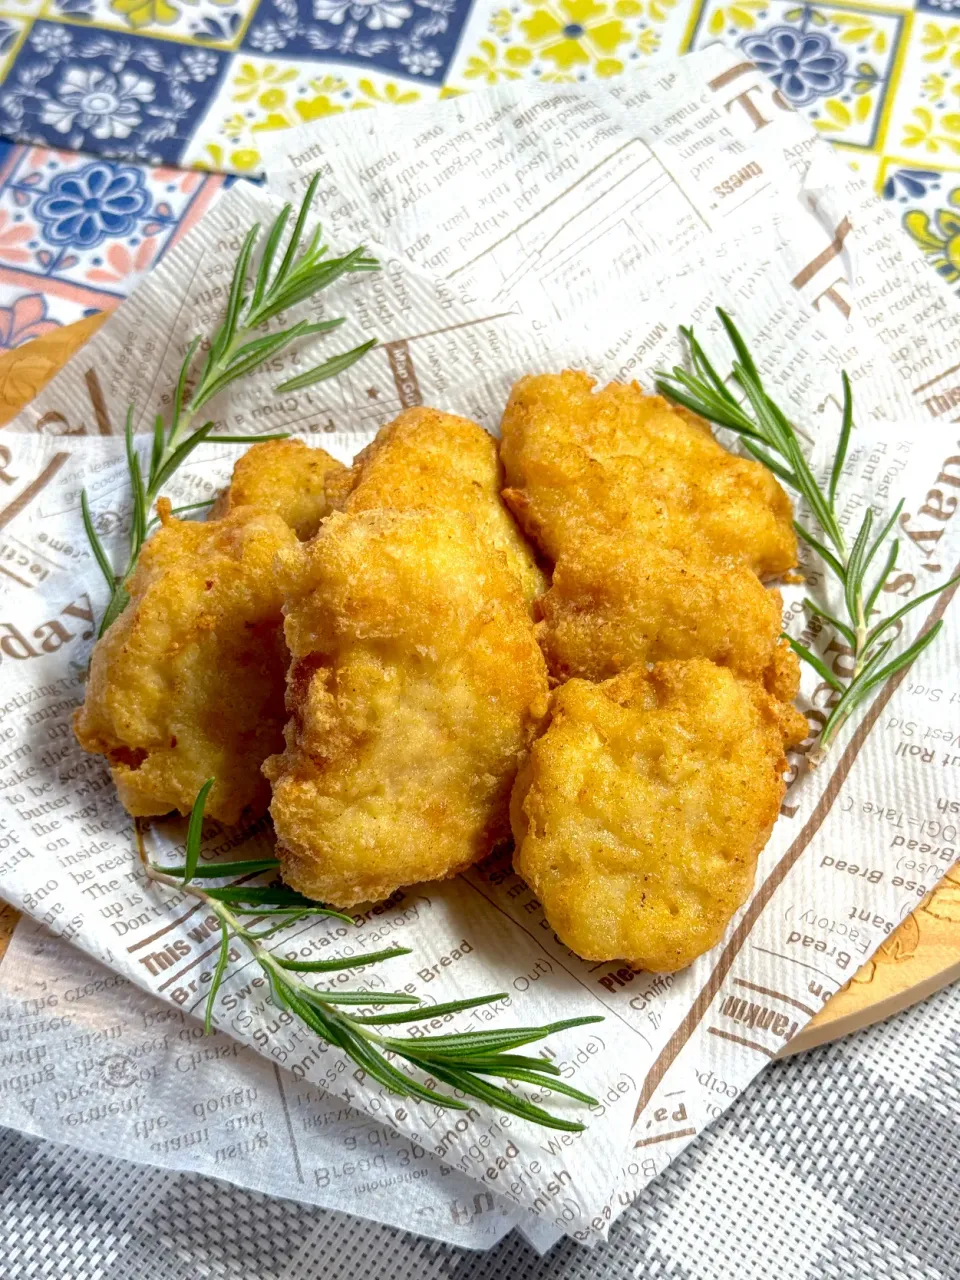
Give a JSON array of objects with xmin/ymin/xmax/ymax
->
[{"xmin": 0, "ymin": 317, "xmax": 957, "ymax": 1053}]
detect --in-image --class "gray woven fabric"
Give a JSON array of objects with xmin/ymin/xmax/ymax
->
[{"xmin": 2, "ymin": 975, "xmax": 958, "ymax": 1280}]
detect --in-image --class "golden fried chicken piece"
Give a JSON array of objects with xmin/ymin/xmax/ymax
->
[
  {"xmin": 500, "ymin": 371, "xmax": 796, "ymax": 577},
  {"xmin": 327, "ymin": 407, "xmax": 546, "ymax": 607},
  {"xmin": 211, "ymin": 437, "xmax": 345, "ymax": 539},
  {"xmin": 536, "ymin": 533, "xmax": 798, "ymax": 699},
  {"xmin": 74, "ymin": 507, "xmax": 298, "ymax": 824},
  {"xmin": 265, "ymin": 508, "xmax": 549, "ymax": 907},
  {"xmin": 511, "ymin": 660, "xmax": 794, "ymax": 972}
]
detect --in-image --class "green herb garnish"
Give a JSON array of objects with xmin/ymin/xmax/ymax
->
[
  {"xmin": 144, "ymin": 786, "xmax": 600, "ymax": 1131},
  {"xmin": 82, "ymin": 172, "xmax": 379, "ymax": 637},
  {"xmin": 657, "ymin": 307, "xmax": 959, "ymax": 758}
]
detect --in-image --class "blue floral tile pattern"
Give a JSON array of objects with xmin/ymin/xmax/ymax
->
[
  {"xmin": 241, "ymin": 0, "xmax": 472, "ymax": 81},
  {"xmin": 0, "ymin": 0, "xmax": 949, "ymax": 322},
  {"xmin": 34, "ymin": 161, "xmax": 151, "ymax": 247},
  {"xmin": 0, "ymin": 141, "xmax": 226, "ymax": 346},
  {"xmin": 0, "ymin": 24, "xmax": 228, "ymax": 165},
  {"xmin": 685, "ymin": 0, "xmax": 904, "ymax": 152},
  {"xmin": 739, "ymin": 25, "xmax": 846, "ymax": 107}
]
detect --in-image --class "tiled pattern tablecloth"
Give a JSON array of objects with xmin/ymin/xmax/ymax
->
[{"xmin": 0, "ymin": 0, "xmax": 956, "ymax": 347}]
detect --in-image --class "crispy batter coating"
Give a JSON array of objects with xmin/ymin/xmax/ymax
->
[
  {"xmin": 211, "ymin": 437, "xmax": 345, "ymax": 539},
  {"xmin": 327, "ymin": 407, "xmax": 546, "ymax": 607},
  {"xmin": 500, "ymin": 371, "xmax": 797, "ymax": 577},
  {"xmin": 74, "ymin": 507, "xmax": 299, "ymax": 824},
  {"xmin": 511, "ymin": 660, "xmax": 793, "ymax": 972},
  {"xmin": 264, "ymin": 508, "xmax": 550, "ymax": 907},
  {"xmin": 536, "ymin": 533, "xmax": 798, "ymax": 696}
]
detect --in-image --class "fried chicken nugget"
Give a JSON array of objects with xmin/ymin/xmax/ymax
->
[
  {"xmin": 74, "ymin": 507, "xmax": 298, "ymax": 824},
  {"xmin": 536, "ymin": 532, "xmax": 800, "ymax": 702},
  {"xmin": 511, "ymin": 660, "xmax": 793, "ymax": 972},
  {"xmin": 211, "ymin": 437, "xmax": 345, "ymax": 539},
  {"xmin": 326, "ymin": 407, "xmax": 546, "ymax": 607},
  {"xmin": 500, "ymin": 371, "xmax": 796, "ymax": 577},
  {"xmin": 264, "ymin": 508, "xmax": 549, "ymax": 907}
]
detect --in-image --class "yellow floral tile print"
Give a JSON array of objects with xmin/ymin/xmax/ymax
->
[
  {"xmin": 922, "ymin": 23, "xmax": 960, "ymax": 69},
  {"xmin": 706, "ymin": 0, "xmax": 764, "ymax": 36},
  {"xmin": 195, "ymin": 144, "xmax": 261, "ymax": 173},
  {"xmin": 814, "ymin": 94, "xmax": 873, "ymax": 133},
  {"xmin": 922, "ymin": 73, "xmax": 948, "ymax": 103},
  {"xmin": 828, "ymin": 10, "xmax": 886, "ymax": 55},
  {"xmin": 294, "ymin": 93, "xmax": 345, "ymax": 123},
  {"xmin": 232, "ymin": 62, "xmax": 299, "ymax": 107},
  {"xmin": 902, "ymin": 107, "xmax": 960, "ymax": 156},
  {"xmin": 904, "ymin": 188, "xmax": 960, "ymax": 283},
  {"xmin": 109, "ymin": 0, "xmax": 179, "ymax": 29},
  {"xmin": 517, "ymin": 0, "xmax": 634, "ymax": 77},
  {"xmin": 462, "ymin": 38, "xmax": 533, "ymax": 81},
  {"xmin": 353, "ymin": 78, "xmax": 421, "ymax": 103}
]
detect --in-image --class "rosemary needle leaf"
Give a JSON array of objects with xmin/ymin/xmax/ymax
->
[
  {"xmin": 857, "ymin": 501, "xmax": 905, "ymax": 602},
  {"xmin": 172, "ymin": 335, "xmax": 201, "ymax": 439},
  {"xmin": 205, "ymin": 920, "xmax": 231, "ymax": 1034},
  {"xmin": 866, "ymin": 577, "xmax": 960, "ymax": 648},
  {"xmin": 844, "ymin": 507, "xmax": 874, "ymax": 620},
  {"xmin": 204, "ymin": 883, "xmax": 339, "ymax": 907},
  {"xmin": 740, "ymin": 439, "xmax": 798, "ymax": 487},
  {"xmin": 382, "ymin": 1016, "xmax": 604, "ymax": 1058},
  {"xmin": 785, "ymin": 637, "xmax": 843, "ymax": 691},
  {"xmin": 459, "ymin": 1067, "xmax": 598, "ymax": 1105},
  {"xmin": 151, "ymin": 421, "xmax": 216, "ymax": 492},
  {"xmin": 802, "ymin": 599, "xmax": 857, "ymax": 647},
  {"xmin": 150, "ymin": 412, "xmax": 166, "ymax": 487},
  {"xmin": 205, "ymin": 433, "xmax": 292, "ymax": 445},
  {"xmin": 863, "ymin": 622, "xmax": 943, "ymax": 689},
  {"xmin": 276, "ymin": 339, "xmax": 378, "ymax": 393},
  {"xmin": 124, "ymin": 407, "xmax": 146, "ymax": 555},
  {"xmin": 227, "ymin": 318, "xmax": 344, "ymax": 368},
  {"xmin": 428, "ymin": 1063, "xmax": 589, "ymax": 1133},
  {"xmin": 183, "ymin": 778, "xmax": 215, "ymax": 883},
  {"xmin": 347, "ymin": 1034, "xmax": 470, "ymax": 1108},
  {"xmin": 864, "ymin": 540, "xmax": 899, "ymax": 617},
  {"xmin": 98, "ymin": 584, "xmax": 130, "ymax": 638},
  {"xmin": 212, "ymin": 223, "xmax": 259, "ymax": 367},
  {"xmin": 794, "ymin": 522, "xmax": 845, "ymax": 581},
  {"xmin": 231, "ymin": 905, "xmax": 356, "ymax": 922},
  {"xmin": 351, "ymin": 993, "xmax": 508, "ymax": 1025},
  {"xmin": 717, "ymin": 307, "xmax": 760, "ymax": 381},
  {"xmin": 272, "ymin": 945, "xmax": 412, "ymax": 973},
  {"xmin": 275, "ymin": 171, "xmax": 323, "ymax": 284},
  {"xmin": 408, "ymin": 1051, "xmax": 563, "ymax": 1076},
  {"xmin": 296, "ymin": 989, "xmax": 421, "ymax": 1007},
  {"xmin": 151, "ymin": 857, "xmax": 281, "ymax": 878},
  {"xmin": 80, "ymin": 490, "xmax": 116, "ymax": 591},
  {"xmin": 686, "ymin": 329, "xmax": 739, "ymax": 407},
  {"xmin": 829, "ymin": 371, "xmax": 853, "ymax": 507},
  {"xmin": 251, "ymin": 202, "xmax": 291, "ymax": 310}
]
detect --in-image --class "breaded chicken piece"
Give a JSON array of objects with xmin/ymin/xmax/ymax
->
[
  {"xmin": 511, "ymin": 660, "xmax": 795, "ymax": 972},
  {"xmin": 536, "ymin": 533, "xmax": 799, "ymax": 701},
  {"xmin": 211, "ymin": 437, "xmax": 345, "ymax": 539},
  {"xmin": 74, "ymin": 507, "xmax": 297, "ymax": 824},
  {"xmin": 264, "ymin": 508, "xmax": 549, "ymax": 907},
  {"xmin": 500, "ymin": 371, "xmax": 796, "ymax": 577},
  {"xmin": 327, "ymin": 407, "xmax": 546, "ymax": 607}
]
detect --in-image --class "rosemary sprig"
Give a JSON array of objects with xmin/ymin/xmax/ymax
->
[
  {"xmin": 656, "ymin": 308, "xmax": 959, "ymax": 758},
  {"xmin": 82, "ymin": 172, "xmax": 380, "ymax": 637},
  {"xmin": 143, "ymin": 786, "xmax": 601, "ymax": 1131}
]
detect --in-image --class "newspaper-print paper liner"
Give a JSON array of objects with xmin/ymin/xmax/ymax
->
[{"xmin": 0, "ymin": 48, "xmax": 956, "ymax": 1244}]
